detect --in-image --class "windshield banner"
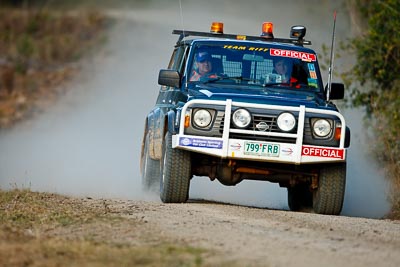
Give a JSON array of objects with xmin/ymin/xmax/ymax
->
[{"xmin": 270, "ymin": 48, "xmax": 316, "ymax": 62}]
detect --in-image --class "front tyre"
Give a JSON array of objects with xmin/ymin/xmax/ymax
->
[
  {"xmin": 313, "ymin": 163, "xmax": 346, "ymax": 215},
  {"xmin": 160, "ymin": 132, "xmax": 191, "ymax": 203}
]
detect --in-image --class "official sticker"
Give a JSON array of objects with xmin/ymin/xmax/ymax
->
[
  {"xmin": 302, "ymin": 146, "xmax": 344, "ymax": 159},
  {"xmin": 270, "ymin": 48, "xmax": 316, "ymax": 62}
]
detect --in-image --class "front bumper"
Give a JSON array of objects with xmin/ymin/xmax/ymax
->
[{"xmin": 173, "ymin": 99, "xmax": 347, "ymax": 164}]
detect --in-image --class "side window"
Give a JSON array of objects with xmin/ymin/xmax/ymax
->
[
  {"xmin": 167, "ymin": 49, "xmax": 179, "ymax": 69},
  {"xmin": 177, "ymin": 46, "xmax": 189, "ymax": 76},
  {"xmin": 168, "ymin": 46, "xmax": 186, "ymax": 72}
]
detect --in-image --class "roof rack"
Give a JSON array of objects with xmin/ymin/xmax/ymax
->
[{"xmin": 172, "ymin": 30, "xmax": 312, "ymax": 46}]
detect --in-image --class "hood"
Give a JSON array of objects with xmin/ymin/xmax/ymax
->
[{"xmin": 187, "ymin": 85, "xmax": 335, "ymax": 110}]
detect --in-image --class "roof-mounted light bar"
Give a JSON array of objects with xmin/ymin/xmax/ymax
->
[{"xmin": 173, "ymin": 22, "xmax": 311, "ymax": 46}]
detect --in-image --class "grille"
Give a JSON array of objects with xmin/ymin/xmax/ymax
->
[
  {"xmin": 252, "ymin": 115, "xmax": 279, "ymax": 132},
  {"xmin": 184, "ymin": 101, "xmax": 339, "ymax": 147},
  {"xmin": 219, "ymin": 113, "xmax": 298, "ymax": 143}
]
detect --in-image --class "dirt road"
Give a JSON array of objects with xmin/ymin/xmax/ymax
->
[
  {"xmin": 98, "ymin": 197, "xmax": 400, "ymax": 267},
  {"xmin": 2, "ymin": 190, "xmax": 399, "ymax": 266}
]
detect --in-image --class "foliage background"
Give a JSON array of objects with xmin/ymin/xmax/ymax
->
[
  {"xmin": 345, "ymin": 0, "xmax": 400, "ymax": 218},
  {"xmin": 0, "ymin": 3, "xmax": 109, "ymax": 128}
]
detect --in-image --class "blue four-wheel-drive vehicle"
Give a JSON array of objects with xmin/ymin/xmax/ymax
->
[{"xmin": 141, "ymin": 22, "xmax": 350, "ymax": 215}]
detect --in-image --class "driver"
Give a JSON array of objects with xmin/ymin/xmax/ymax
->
[{"xmin": 190, "ymin": 51, "xmax": 217, "ymax": 81}]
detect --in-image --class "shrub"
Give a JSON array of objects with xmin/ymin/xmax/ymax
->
[{"xmin": 345, "ymin": 0, "xmax": 400, "ymax": 219}]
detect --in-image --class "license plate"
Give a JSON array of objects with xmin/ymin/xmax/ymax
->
[{"xmin": 244, "ymin": 141, "xmax": 280, "ymax": 157}]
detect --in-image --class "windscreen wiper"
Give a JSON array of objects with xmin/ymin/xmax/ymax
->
[{"xmin": 262, "ymin": 82, "xmax": 287, "ymax": 87}]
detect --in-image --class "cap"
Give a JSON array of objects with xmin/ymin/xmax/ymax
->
[{"xmin": 196, "ymin": 51, "xmax": 211, "ymax": 62}]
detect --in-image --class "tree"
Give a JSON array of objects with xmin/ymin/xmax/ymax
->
[{"xmin": 346, "ymin": 0, "xmax": 400, "ymax": 218}]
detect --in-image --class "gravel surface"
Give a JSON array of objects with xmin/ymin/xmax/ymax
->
[{"xmin": 97, "ymin": 198, "xmax": 400, "ymax": 267}]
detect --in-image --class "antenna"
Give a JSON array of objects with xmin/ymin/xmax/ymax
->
[
  {"xmin": 178, "ymin": 0, "xmax": 189, "ymax": 88},
  {"xmin": 326, "ymin": 11, "xmax": 337, "ymax": 102},
  {"xmin": 178, "ymin": 0, "xmax": 185, "ymax": 34}
]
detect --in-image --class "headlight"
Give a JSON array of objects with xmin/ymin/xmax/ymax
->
[
  {"xmin": 277, "ymin": 112, "xmax": 296, "ymax": 132},
  {"xmin": 232, "ymin": 109, "xmax": 251, "ymax": 128},
  {"xmin": 313, "ymin": 119, "xmax": 332, "ymax": 137},
  {"xmin": 193, "ymin": 109, "xmax": 212, "ymax": 128}
]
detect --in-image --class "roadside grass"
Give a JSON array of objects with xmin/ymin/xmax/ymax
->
[
  {"xmin": 1, "ymin": 238, "xmax": 208, "ymax": 267},
  {"xmin": 0, "ymin": 189, "xmax": 212, "ymax": 267},
  {"xmin": 0, "ymin": 8, "xmax": 111, "ymax": 129},
  {"xmin": 0, "ymin": 188, "xmax": 105, "ymax": 228}
]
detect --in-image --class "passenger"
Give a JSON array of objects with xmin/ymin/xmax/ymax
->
[
  {"xmin": 273, "ymin": 58, "xmax": 291, "ymax": 83},
  {"xmin": 273, "ymin": 58, "xmax": 300, "ymax": 88}
]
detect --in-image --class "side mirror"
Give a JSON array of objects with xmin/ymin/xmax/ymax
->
[
  {"xmin": 325, "ymin": 82, "xmax": 345, "ymax": 100},
  {"xmin": 158, "ymin": 69, "xmax": 181, "ymax": 88}
]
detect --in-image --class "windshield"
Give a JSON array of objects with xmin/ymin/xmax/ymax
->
[{"xmin": 188, "ymin": 43, "xmax": 321, "ymax": 91}]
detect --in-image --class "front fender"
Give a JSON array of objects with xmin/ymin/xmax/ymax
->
[
  {"xmin": 167, "ymin": 110, "xmax": 177, "ymax": 134},
  {"xmin": 147, "ymin": 106, "xmax": 181, "ymax": 160},
  {"xmin": 146, "ymin": 109, "xmax": 164, "ymax": 160}
]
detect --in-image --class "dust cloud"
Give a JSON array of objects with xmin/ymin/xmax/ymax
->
[{"xmin": 0, "ymin": 0, "xmax": 390, "ymax": 217}]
